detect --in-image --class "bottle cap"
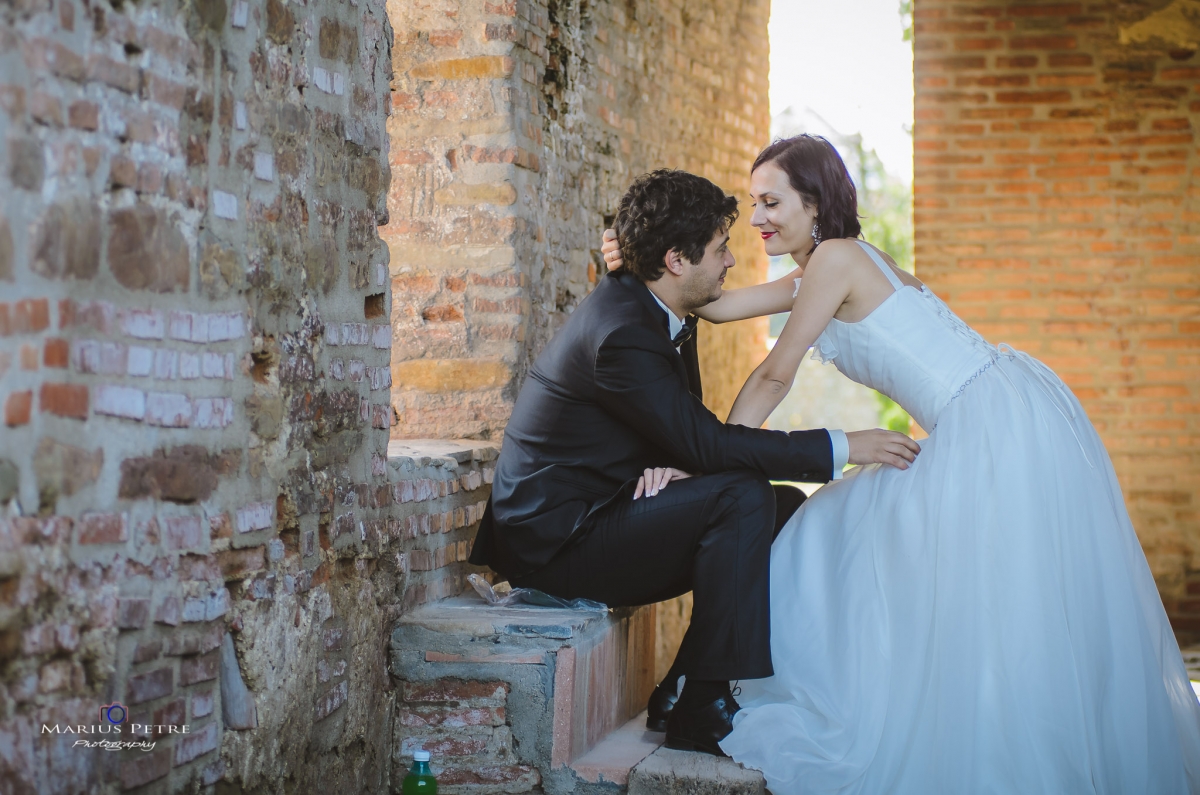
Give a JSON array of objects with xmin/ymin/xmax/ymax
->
[{"xmin": 413, "ymin": 750, "xmax": 431, "ymax": 762}]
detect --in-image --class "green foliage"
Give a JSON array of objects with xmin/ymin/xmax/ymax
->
[
  {"xmin": 899, "ymin": 0, "xmax": 914, "ymax": 42},
  {"xmin": 876, "ymin": 391, "xmax": 911, "ymax": 433},
  {"xmin": 858, "ymin": 148, "xmax": 914, "ymax": 274},
  {"xmin": 858, "ymin": 138, "xmax": 915, "ymax": 432}
]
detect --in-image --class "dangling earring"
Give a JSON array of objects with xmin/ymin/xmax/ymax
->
[{"xmin": 811, "ymin": 221, "xmax": 822, "ymax": 245}]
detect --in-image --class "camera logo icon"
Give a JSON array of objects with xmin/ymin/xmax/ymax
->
[{"xmin": 100, "ymin": 702, "xmax": 128, "ymax": 725}]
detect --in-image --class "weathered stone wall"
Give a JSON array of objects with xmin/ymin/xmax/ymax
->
[
  {"xmin": 385, "ymin": 0, "xmax": 773, "ymax": 441},
  {"xmin": 912, "ymin": 0, "xmax": 1200, "ymax": 631},
  {"xmin": 0, "ymin": 0, "xmax": 458, "ymax": 790}
]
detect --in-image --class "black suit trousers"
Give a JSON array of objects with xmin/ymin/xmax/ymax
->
[{"xmin": 511, "ymin": 472, "xmax": 807, "ymax": 681}]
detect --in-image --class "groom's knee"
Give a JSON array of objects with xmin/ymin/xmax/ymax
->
[{"xmin": 708, "ymin": 471, "xmax": 776, "ymax": 527}]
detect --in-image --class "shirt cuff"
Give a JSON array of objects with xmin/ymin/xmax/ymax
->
[{"xmin": 828, "ymin": 429, "xmax": 849, "ymax": 480}]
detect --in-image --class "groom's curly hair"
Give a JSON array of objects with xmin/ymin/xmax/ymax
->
[{"xmin": 614, "ymin": 169, "xmax": 739, "ymax": 282}]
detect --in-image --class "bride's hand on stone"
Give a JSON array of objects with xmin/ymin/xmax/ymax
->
[
  {"xmin": 846, "ymin": 429, "xmax": 922, "ymax": 470},
  {"xmin": 601, "ymin": 228, "xmax": 623, "ymax": 271},
  {"xmin": 634, "ymin": 467, "xmax": 692, "ymax": 499}
]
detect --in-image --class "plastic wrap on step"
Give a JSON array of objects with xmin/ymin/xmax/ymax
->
[{"xmin": 468, "ymin": 573, "xmax": 609, "ymax": 612}]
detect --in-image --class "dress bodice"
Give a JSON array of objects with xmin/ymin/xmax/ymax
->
[{"xmin": 812, "ymin": 241, "xmax": 997, "ymax": 432}]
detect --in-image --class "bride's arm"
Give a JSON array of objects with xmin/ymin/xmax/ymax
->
[
  {"xmin": 726, "ymin": 252, "xmax": 853, "ymax": 428},
  {"xmin": 692, "ymin": 268, "xmax": 802, "ymax": 324}
]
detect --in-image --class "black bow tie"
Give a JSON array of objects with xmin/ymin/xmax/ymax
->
[{"xmin": 672, "ymin": 316, "xmax": 697, "ymax": 347}]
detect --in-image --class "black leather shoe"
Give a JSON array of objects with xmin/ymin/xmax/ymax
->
[
  {"xmin": 645, "ymin": 681, "xmax": 680, "ymax": 732},
  {"xmin": 663, "ymin": 692, "xmax": 740, "ymax": 756}
]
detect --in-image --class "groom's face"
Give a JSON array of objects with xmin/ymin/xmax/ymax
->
[{"xmin": 680, "ymin": 228, "xmax": 736, "ymax": 310}]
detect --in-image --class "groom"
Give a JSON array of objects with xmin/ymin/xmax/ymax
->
[{"xmin": 469, "ymin": 169, "xmax": 918, "ymax": 755}]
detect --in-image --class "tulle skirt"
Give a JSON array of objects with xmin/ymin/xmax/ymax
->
[{"xmin": 720, "ymin": 352, "xmax": 1200, "ymax": 794}]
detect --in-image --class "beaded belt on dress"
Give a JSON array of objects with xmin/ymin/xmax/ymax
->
[{"xmin": 933, "ymin": 344, "xmax": 1095, "ymax": 468}]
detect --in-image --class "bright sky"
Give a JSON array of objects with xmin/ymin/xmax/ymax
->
[{"xmin": 769, "ymin": 0, "xmax": 915, "ymax": 183}]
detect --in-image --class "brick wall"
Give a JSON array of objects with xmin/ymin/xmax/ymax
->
[
  {"xmin": 385, "ymin": 0, "xmax": 773, "ymax": 440},
  {"xmin": 912, "ymin": 0, "xmax": 1200, "ymax": 628},
  {"xmin": 0, "ymin": 0, "xmax": 470, "ymax": 789},
  {"xmin": 385, "ymin": 0, "xmax": 773, "ymax": 680}
]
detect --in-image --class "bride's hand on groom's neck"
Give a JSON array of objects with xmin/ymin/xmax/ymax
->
[{"xmin": 602, "ymin": 228, "xmax": 624, "ymax": 271}]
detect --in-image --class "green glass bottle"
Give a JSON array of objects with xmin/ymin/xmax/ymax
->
[{"xmin": 402, "ymin": 750, "xmax": 437, "ymax": 794}]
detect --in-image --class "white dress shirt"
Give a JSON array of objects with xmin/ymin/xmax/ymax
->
[{"xmin": 648, "ymin": 290, "xmax": 849, "ymax": 480}]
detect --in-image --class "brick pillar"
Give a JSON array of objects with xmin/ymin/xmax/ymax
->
[
  {"xmin": 384, "ymin": 0, "xmax": 772, "ymax": 441},
  {"xmin": 912, "ymin": 0, "xmax": 1200, "ymax": 629}
]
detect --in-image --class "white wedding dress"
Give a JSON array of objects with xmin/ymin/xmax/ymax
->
[{"xmin": 720, "ymin": 240, "xmax": 1200, "ymax": 793}]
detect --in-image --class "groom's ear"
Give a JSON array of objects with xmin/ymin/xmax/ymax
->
[{"xmin": 662, "ymin": 249, "xmax": 686, "ymax": 277}]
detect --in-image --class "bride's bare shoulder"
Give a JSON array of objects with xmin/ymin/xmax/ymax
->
[{"xmin": 807, "ymin": 238, "xmax": 876, "ymax": 276}]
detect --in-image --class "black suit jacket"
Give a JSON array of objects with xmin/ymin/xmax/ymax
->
[{"xmin": 469, "ymin": 271, "xmax": 834, "ymax": 578}]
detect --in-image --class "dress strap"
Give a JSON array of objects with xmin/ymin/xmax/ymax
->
[{"xmin": 855, "ymin": 239, "xmax": 904, "ymax": 292}]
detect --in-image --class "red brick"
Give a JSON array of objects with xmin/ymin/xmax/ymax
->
[
  {"xmin": 121, "ymin": 748, "xmax": 171, "ymax": 789},
  {"xmin": 403, "ymin": 736, "xmax": 490, "ymax": 757},
  {"xmin": 109, "ymin": 155, "xmax": 137, "ymax": 187},
  {"xmin": 1010, "ymin": 35, "xmax": 1077, "ymax": 50},
  {"xmin": 118, "ymin": 598, "xmax": 151, "ymax": 629},
  {"xmin": 429, "ymin": 30, "xmax": 462, "ymax": 47},
  {"xmin": 126, "ymin": 667, "xmax": 173, "ymax": 704},
  {"xmin": 437, "ymin": 765, "xmax": 539, "ymax": 787},
  {"xmin": 78, "ymin": 513, "xmax": 128, "ymax": 544},
  {"xmin": 13, "ymin": 299, "xmax": 50, "ymax": 332},
  {"xmin": 29, "ymin": 91, "xmax": 63, "ymax": 126},
  {"xmin": 24, "ymin": 38, "xmax": 85, "ymax": 80},
  {"xmin": 1006, "ymin": 3, "xmax": 1081, "ymax": 15},
  {"xmin": 180, "ymin": 650, "xmax": 219, "ymax": 685},
  {"xmin": 485, "ymin": 23, "xmax": 518, "ymax": 41},
  {"xmin": 422, "ymin": 305, "xmax": 464, "ymax": 322},
  {"xmin": 995, "ymin": 90, "xmax": 1072, "ymax": 104},
  {"xmin": 174, "ymin": 722, "xmax": 218, "ymax": 765},
  {"xmin": 39, "ymin": 383, "xmax": 88, "ymax": 419},
  {"xmin": 152, "ymin": 698, "xmax": 186, "ymax": 734},
  {"xmin": 87, "ymin": 54, "xmax": 140, "ymax": 93},
  {"xmin": 5, "ymin": 391, "xmax": 32, "ymax": 426},
  {"xmin": 954, "ymin": 37, "xmax": 1002, "ymax": 51},
  {"xmin": 403, "ymin": 679, "xmax": 508, "ymax": 704},
  {"xmin": 391, "ymin": 92, "xmax": 419, "ymax": 111},
  {"xmin": 43, "ymin": 338, "xmax": 68, "ymax": 368},
  {"xmin": 397, "ymin": 706, "xmax": 503, "ymax": 728},
  {"xmin": 216, "ymin": 546, "xmax": 265, "ymax": 579},
  {"xmin": 146, "ymin": 75, "xmax": 186, "ymax": 109}
]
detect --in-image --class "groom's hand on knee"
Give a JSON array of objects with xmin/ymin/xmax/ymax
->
[{"xmin": 846, "ymin": 429, "xmax": 922, "ymax": 470}]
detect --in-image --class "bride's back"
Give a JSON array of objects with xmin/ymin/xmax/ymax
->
[{"xmin": 813, "ymin": 239, "xmax": 998, "ymax": 433}]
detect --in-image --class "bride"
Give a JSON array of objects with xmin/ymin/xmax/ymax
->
[{"xmin": 602, "ymin": 134, "xmax": 1200, "ymax": 792}]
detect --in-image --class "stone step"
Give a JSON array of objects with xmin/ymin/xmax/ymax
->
[
  {"xmin": 390, "ymin": 593, "xmax": 655, "ymax": 794},
  {"xmin": 569, "ymin": 710, "xmax": 663, "ymax": 787},
  {"xmin": 628, "ymin": 746, "xmax": 766, "ymax": 795}
]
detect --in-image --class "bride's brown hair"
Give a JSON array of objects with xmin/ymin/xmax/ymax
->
[{"xmin": 752, "ymin": 134, "xmax": 862, "ymax": 254}]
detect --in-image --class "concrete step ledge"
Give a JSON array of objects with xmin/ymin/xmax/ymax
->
[
  {"xmin": 628, "ymin": 747, "xmax": 766, "ymax": 795},
  {"xmin": 569, "ymin": 711, "xmax": 663, "ymax": 787}
]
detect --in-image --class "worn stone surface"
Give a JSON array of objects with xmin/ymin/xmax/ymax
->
[
  {"xmin": 106, "ymin": 204, "xmax": 191, "ymax": 293},
  {"xmin": 30, "ymin": 198, "xmax": 101, "ymax": 282},
  {"xmin": 628, "ymin": 747, "xmax": 766, "ymax": 795}
]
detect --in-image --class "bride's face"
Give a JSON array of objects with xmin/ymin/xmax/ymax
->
[{"xmin": 749, "ymin": 161, "xmax": 818, "ymax": 260}]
